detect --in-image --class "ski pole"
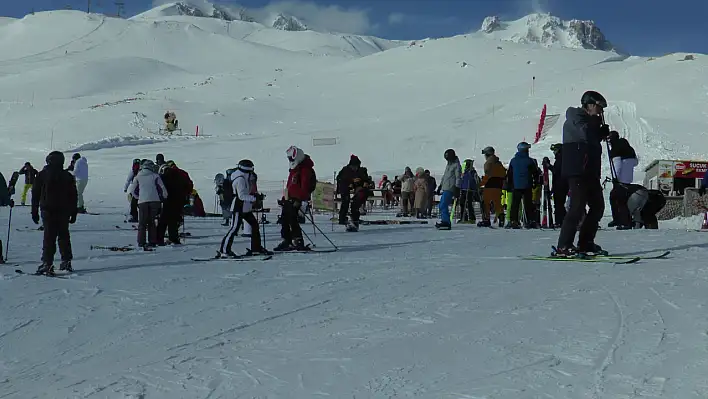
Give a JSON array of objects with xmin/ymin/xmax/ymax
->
[
  {"xmin": 260, "ymin": 210, "xmax": 266, "ymax": 250},
  {"xmin": 304, "ymin": 211, "xmax": 338, "ymax": 250},
  {"xmin": 5, "ymin": 203, "xmax": 13, "ymax": 260}
]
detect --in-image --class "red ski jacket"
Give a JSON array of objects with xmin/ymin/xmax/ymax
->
[{"xmin": 287, "ymin": 156, "xmax": 314, "ymax": 201}]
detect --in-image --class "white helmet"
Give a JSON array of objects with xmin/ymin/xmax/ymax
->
[{"xmin": 286, "ymin": 145, "xmax": 306, "ymax": 169}]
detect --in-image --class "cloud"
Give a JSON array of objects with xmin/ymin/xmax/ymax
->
[
  {"xmin": 222, "ymin": 1, "xmax": 375, "ymax": 35},
  {"xmin": 388, "ymin": 12, "xmax": 405, "ymax": 25}
]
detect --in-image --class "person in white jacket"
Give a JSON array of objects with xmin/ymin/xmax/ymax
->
[
  {"xmin": 70, "ymin": 153, "xmax": 89, "ymax": 213},
  {"xmin": 127, "ymin": 160, "xmax": 167, "ymax": 250},
  {"xmin": 123, "ymin": 158, "xmax": 141, "ymax": 223},
  {"xmin": 218, "ymin": 160, "xmax": 272, "ymax": 258}
]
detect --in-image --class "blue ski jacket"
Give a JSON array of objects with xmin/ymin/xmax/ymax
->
[{"xmin": 508, "ymin": 151, "xmax": 537, "ymax": 190}]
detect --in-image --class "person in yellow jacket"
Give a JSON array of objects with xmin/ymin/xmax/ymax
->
[
  {"xmin": 479, "ymin": 146, "xmax": 506, "ymax": 227},
  {"xmin": 18, "ymin": 162, "xmax": 38, "ymax": 206}
]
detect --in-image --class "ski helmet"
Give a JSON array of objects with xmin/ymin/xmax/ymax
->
[
  {"xmin": 609, "ymin": 130, "xmax": 620, "ymax": 141},
  {"xmin": 443, "ymin": 149, "xmax": 456, "ymax": 161},
  {"xmin": 237, "ymin": 159, "xmax": 254, "ymax": 172},
  {"xmin": 550, "ymin": 143, "xmax": 562, "ymax": 153},
  {"xmin": 46, "ymin": 151, "xmax": 65, "ymax": 166},
  {"xmin": 517, "ymin": 142, "xmax": 531, "ymax": 152},
  {"xmin": 141, "ymin": 159, "xmax": 157, "ymax": 172},
  {"xmin": 482, "ymin": 146, "xmax": 495, "ymax": 156},
  {"xmin": 286, "ymin": 145, "xmax": 306, "ymax": 169},
  {"xmin": 72, "ymin": 153, "xmax": 81, "ymax": 161},
  {"xmin": 580, "ymin": 90, "xmax": 607, "ymax": 108}
]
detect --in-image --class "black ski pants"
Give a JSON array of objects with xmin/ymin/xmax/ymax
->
[
  {"xmin": 509, "ymin": 188, "xmax": 535, "ymax": 224},
  {"xmin": 553, "ymin": 181, "xmax": 568, "ymax": 226},
  {"xmin": 220, "ymin": 211, "xmax": 261, "ymax": 254},
  {"xmin": 157, "ymin": 201, "xmax": 183, "ymax": 244},
  {"xmin": 138, "ymin": 201, "xmax": 161, "ymax": 247},
  {"xmin": 557, "ymin": 177, "xmax": 605, "ymax": 250},
  {"xmin": 130, "ymin": 197, "xmax": 138, "ymax": 221},
  {"xmin": 41, "ymin": 211, "xmax": 72, "ymax": 264},
  {"xmin": 338, "ymin": 189, "xmax": 366, "ymax": 224},
  {"xmin": 280, "ymin": 200, "xmax": 303, "ymax": 242}
]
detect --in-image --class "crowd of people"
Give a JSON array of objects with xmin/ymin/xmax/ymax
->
[{"xmin": 0, "ymin": 91, "xmax": 686, "ymax": 271}]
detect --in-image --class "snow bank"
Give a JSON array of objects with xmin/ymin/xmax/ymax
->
[{"xmin": 66, "ymin": 135, "xmax": 169, "ymax": 152}]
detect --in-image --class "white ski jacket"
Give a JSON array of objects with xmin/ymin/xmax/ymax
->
[
  {"xmin": 230, "ymin": 169, "xmax": 256, "ymax": 213},
  {"xmin": 128, "ymin": 169, "xmax": 168, "ymax": 204}
]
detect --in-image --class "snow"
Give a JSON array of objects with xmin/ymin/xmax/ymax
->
[{"xmin": 1, "ymin": 6, "xmax": 708, "ymax": 398}]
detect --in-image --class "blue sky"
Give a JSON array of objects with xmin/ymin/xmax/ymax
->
[{"xmin": 3, "ymin": 0, "xmax": 706, "ymax": 55}]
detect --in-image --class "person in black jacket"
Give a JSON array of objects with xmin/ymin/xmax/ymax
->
[
  {"xmin": 32, "ymin": 151, "xmax": 78, "ymax": 275},
  {"xmin": 554, "ymin": 91, "xmax": 611, "ymax": 257},
  {"xmin": 336, "ymin": 155, "xmax": 370, "ymax": 228},
  {"xmin": 157, "ymin": 161, "xmax": 192, "ymax": 245},
  {"xmin": 550, "ymin": 143, "xmax": 568, "ymax": 227}
]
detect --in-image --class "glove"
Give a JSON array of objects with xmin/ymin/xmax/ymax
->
[
  {"xmin": 436, "ymin": 185, "xmax": 442, "ymax": 195},
  {"xmin": 599, "ymin": 124, "xmax": 610, "ymax": 140},
  {"xmin": 9, "ymin": 199, "xmax": 14, "ymax": 208},
  {"xmin": 255, "ymin": 193, "xmax": 266, "ymax": 201},
  {"xmin": 299, "ymin": 200, "xmax": 309, "ymax": 214},
  {"xmin": 69, "ymin": 214, "xmax": 77, "ymax": 224},
  {"xmin": 32, "ymin": 211, "xmax": 39, "ymax": 225},
  {"xmin": 699, "ymin": 186, "xmax": 706, "ymax": 196}
]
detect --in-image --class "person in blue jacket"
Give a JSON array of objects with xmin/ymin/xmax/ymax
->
[
  {"xmin": 458, "ymin": 159, "xmax": 479, "ymax": 223},
  {"xmin": 506, "ymin": 142, "xmax": 540, "ymax": 229}
]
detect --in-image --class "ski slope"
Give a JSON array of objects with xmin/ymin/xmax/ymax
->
[
  {"xmin": 2, "ymin": 209, "xmax": 708, "ymax": 398},
  {"xmin": 1, "ymin": 5, "xmax": 708, "ymax": 398}
]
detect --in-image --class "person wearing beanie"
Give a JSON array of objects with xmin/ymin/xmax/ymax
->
[
  {"xmin": 32, "ymin": 151, "xmax": 78, "ymax": 275},
  {"xmin": 435, "ymin": 149, "xmax": 461, "ymax": 230},
  {"xmin": 335, "ymin": 154, "xmax": 371, "ymax": 230},
  {"xmin": 506, "ymin": 142, "xmax": 539, "ymax": 229}
]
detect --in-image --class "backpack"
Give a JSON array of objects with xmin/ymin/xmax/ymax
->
[{"xmin": 222, "ymin": 169, "xmax": 236, "ymax": 207}]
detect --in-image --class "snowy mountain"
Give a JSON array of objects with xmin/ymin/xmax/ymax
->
[
  {"xmin": 271, "ymin": 13, "xmax": 308, "ymax": 31},
  {"xmin": 479, "ymin": 13, "xmax": 616, "ymax": 52}
]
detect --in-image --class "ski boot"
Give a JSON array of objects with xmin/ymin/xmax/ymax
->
[
  {"xmin": 246, "ymin": 247, "xmax": 274, "ymax": 256},
  {"xmin": 551, "ymin": 246, "xmax": 578, "ymax": 258},
  {"xmin": 36, "ymin": 263, "xmax": 55, "ymax": 276},
  {"xmin": 59, "ymin": 261, "xmax": 73, "ymax": 272},
  {"xmin": 435, "ymin": 221, "xmax": 451, "ymax": 230},
  {"xmin": 292, "ymin": 238, "xmax": 309, "ymax": 251},
  {"xmin": 505, "ymin": 221, "xmax": 521, "ymax": 229},
  {"xmin": 273, "ymin": 240, "xmax": 293, "ymax": 252},
  {"xmin": 524, "ymin": 221, "xmax": 540, "ymax": 229},
  {"xmin": 578, "ymin": 243, "xmax": 608, "ymax": 257},
  {"xmin": 215, "ymin": 250, "xmax": 239, "ymax": 259},
  {"xmin": 608, "ymin": 220, "xmax": 617, "ymax": 228},
  {"xmin": 616, "ymin": 224, "xmax": 632, "ymax": 230},
  {"xmin": 477, "ymin": 220, "xmax": 492, "ymax": 228},
  {"xmin": 497, "ymin": 213, "xmax": 506, "ymax": 228},
  {"xmin": 346, "ymin": 221, "xmax": 359, "ymax": 232}
]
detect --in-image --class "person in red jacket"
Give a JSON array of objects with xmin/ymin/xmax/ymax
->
[{"xmin": 274, "ymin": 146, "xmax": 315, "ymax": 251}]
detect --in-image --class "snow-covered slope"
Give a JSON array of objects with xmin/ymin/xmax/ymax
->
[
  {"xmin": 479, "ymin": 13, "xmax": 616, "ymax": 52},
  {"xmin": 3, "ymin": 8, "xmax": 708, "ymax": 399}
]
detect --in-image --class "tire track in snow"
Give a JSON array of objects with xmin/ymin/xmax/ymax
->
[
  {"xmin": 168, "ymin": 299, "xmax": 331, "ymax": 351},
  {"xmin": 592, "ymin": 288, "xmax": 625, "ymax": 399}
]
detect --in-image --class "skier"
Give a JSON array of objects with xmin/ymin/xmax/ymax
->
[
  {"xmin": 336, "ymin": 155, "xmax": 370, "ymax": 230},
  {"xmin": 274, "ymin": 146, "xmax": 315, "ymax": 251},
  {"xmin": 378, "ymin": 175, "xmax": 393, "ymax": 208},
  {"xmin": 32, "ymin": 151, "xmax": 78, "ymax": 275},
  {"xmin": 128, "ymin": 160, "xmax": 167, "ymax": 250},
  {"xmin": 18, "ymin": 162, "xmax": 38, "ymax": 206},
  {"xmin": 124, "ymin": 158, "xmax": 141, "ymax": 223},
  {"xmin": 0, "ymin": 171, "xmax": 11, "ymax": 264},
  {"xmin": 217, "ymin": 159, "xmax": 272, "ymax": 258},
  {"xmin": 506, "ymin": 142, "xmax": 540, "ymax": 229},
  {"xmin": 608, "ymin": 131, "xmax": 638, "ymax": 184},
  {"xmin": 157, "ymin": 162, "xmax": 191, "ymax": 245},
  {"xmin": 435, "ymin": 149, "xmax": 461, "ymax": 230},
  {"xmin": 69, "ymin": 153, "xmax": 89, "ymax": 213},
  {"xmin": 608, "ymin": 130, "xmax": 639, "ymax": 227},
  {"xmin": 458, "ymin": 159, "xmax": 479, "ymax": 223},
  {"xmin": 214, "ymin": 172, "xmax": 231, "ymax": 226},
  {"xmin": 399, "ymin": 167, "xmax": 415, "ymax": 217},
  {"xmin": 478, "ymin": 146, "xmax": 507, "ymax": 227},
  {"xmin": 156, "ymin": 153, "xmax": 166, "ymax": 167},
  {"xmin": 425, "ymin": 170, "xmax": 437, "ymax": 217},
  {"xmin": 553, "ymin": 91, "xmax": 611, "ymax": 257},
  {"xmin": 550, "ymin": 143, "xmax": 568, "ymax": 227},
  {"xmin": 413, "ymin": 167, "xmax": 429, "ymax": 219}
]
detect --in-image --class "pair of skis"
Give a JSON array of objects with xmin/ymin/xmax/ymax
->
[{"xmin": 522, "ymin": 250, "xmax": 671, "ymax": 264}]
